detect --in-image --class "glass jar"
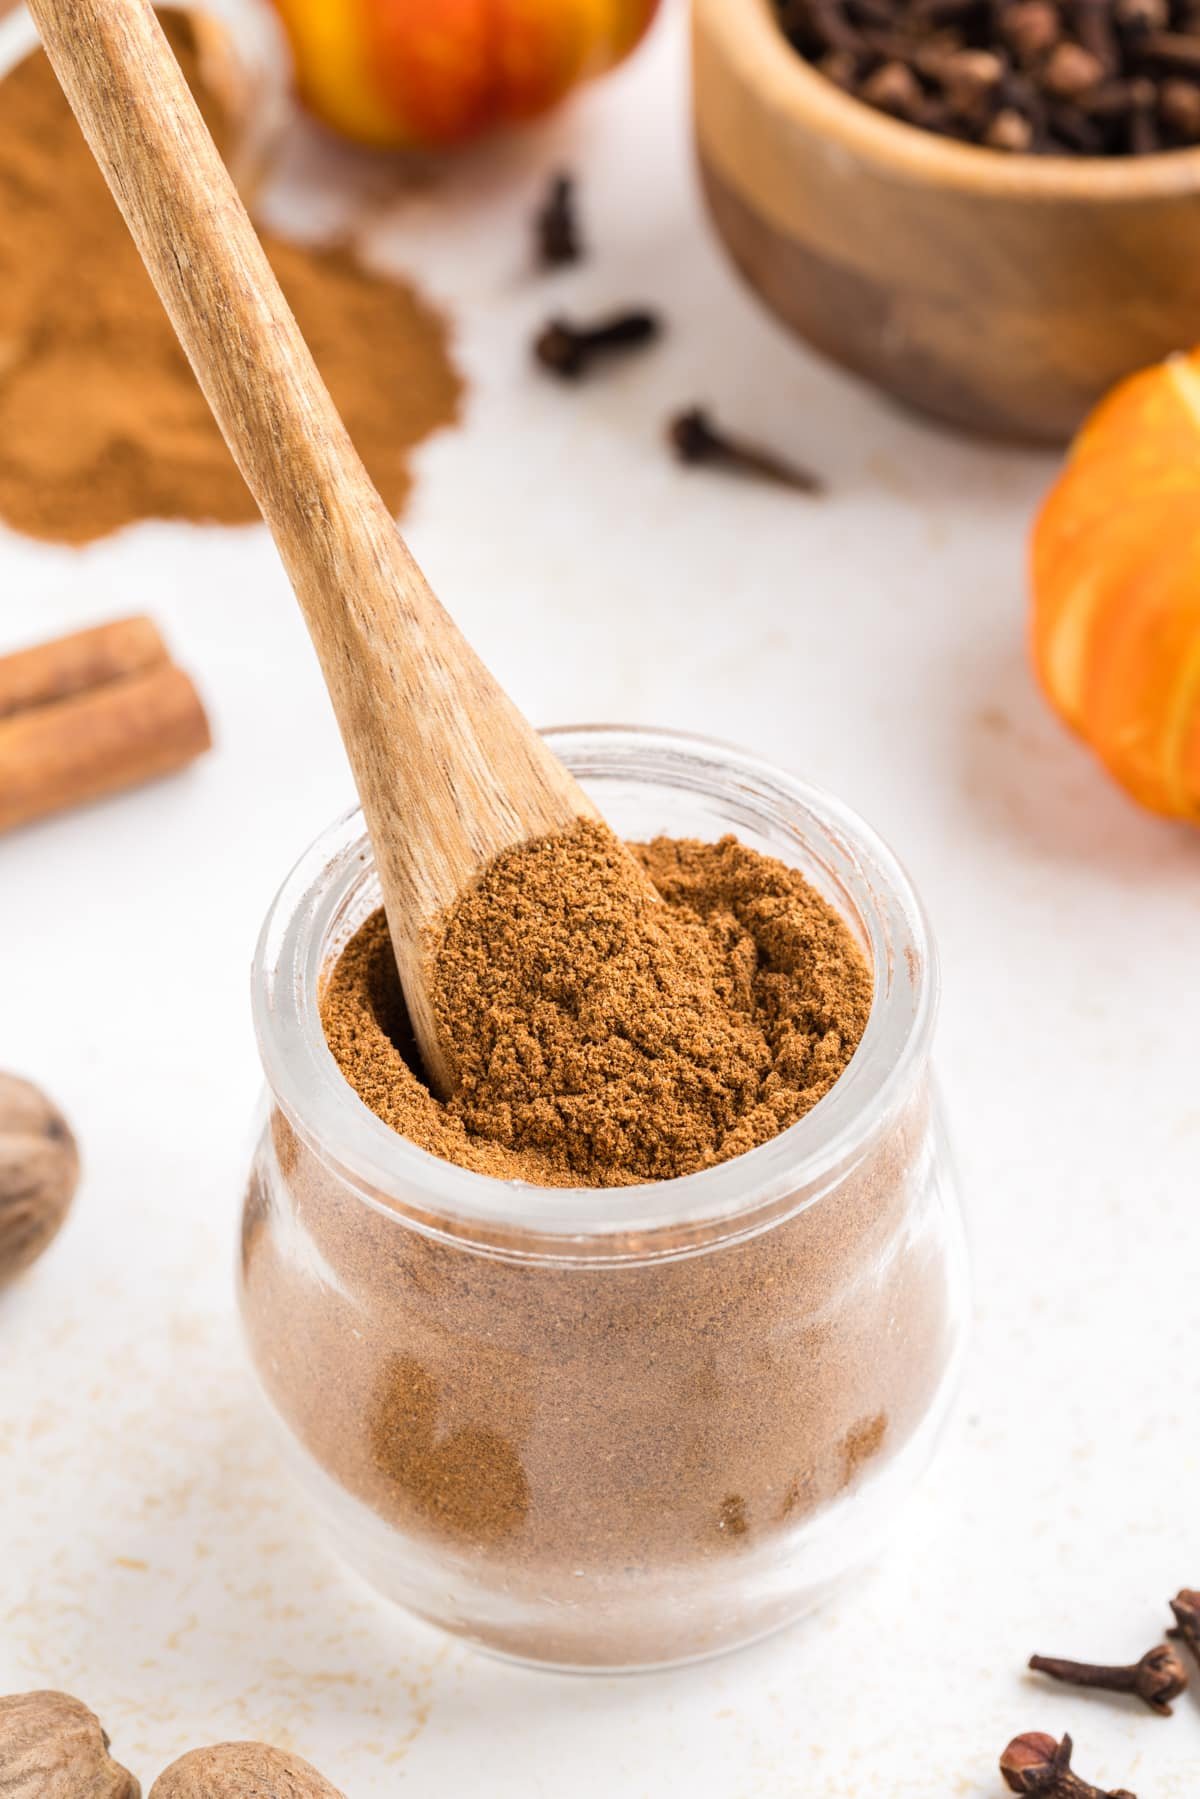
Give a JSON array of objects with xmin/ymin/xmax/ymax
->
[{"xmin": 238, "ymin": 726, "xmax": 969, "ymax": 1671}]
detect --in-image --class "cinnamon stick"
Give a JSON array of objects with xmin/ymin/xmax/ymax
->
[
  {"xmin": 0, "ymin": 658, "xmax": 210, "ymax": 833},
  {"xmin": 0, "ymin": 615, "xmax": 169, "ymax": 720}
]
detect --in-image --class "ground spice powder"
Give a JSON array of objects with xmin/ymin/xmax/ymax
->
[
  {"xmin": 321, "ymin": 824, "xmax": 872, "ymax": 1187},
  {"xmin": 242, "ymin": 828, "xmax": 958, "ymax": 1665},
  {"xmin": 0, "ymin": 14, "xmax": 461, "ymax": 545}
]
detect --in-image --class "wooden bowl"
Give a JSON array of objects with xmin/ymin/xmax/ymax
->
[{"xmin": 693, "ymin": 0, "xmax": 1200, "ymax": 442}]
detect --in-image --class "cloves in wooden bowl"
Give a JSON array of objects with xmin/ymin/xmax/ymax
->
[{"xmin": 693, "ymin": 0, "xmax": 1200, "ymax": 442}]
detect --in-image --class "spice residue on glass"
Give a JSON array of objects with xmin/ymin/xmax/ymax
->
[{"xmin": 322, "ymin": 820, "xmax": 872, "ymax": 1186}]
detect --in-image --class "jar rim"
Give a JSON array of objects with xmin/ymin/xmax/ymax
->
[{"xmin": 251, "ymin": 725, "xmax": 937, "ymax": 1253}]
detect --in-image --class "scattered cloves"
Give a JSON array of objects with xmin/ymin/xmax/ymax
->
[
  {"xmin": 534, "ymin": 172, "xmax": 583, "ymax": 269},
  {"xmin": 668, "ymin": 407, "xmax": 824, "ymax": 495},
  {"xmin": 1168, "ymin": 1588, "xmax": 1200, "ymax": 1667},
  {"xmin": 1029, "ymin": 1644, "xmax": 1188, "ymax": 1715},
  {"xmin": 999, "ymin": 1733, "xmax": 1136, "ymax": 1799},
  {"xmin": 534, "ymin": 310, "xmax": 661, "ymax": 380}
]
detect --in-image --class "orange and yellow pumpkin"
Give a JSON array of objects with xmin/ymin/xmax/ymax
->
[
  {"xmin": 1032, "ymin": 352, "xmax": 1200, "ymax": 824},
  {"xmin": 268, "ymin": 0, "xmax": 660, "ymax": 148}
]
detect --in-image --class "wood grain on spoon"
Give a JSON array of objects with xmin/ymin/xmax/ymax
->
[{"xmin": 26, "ymin": 0, "xmax": 600, "ymax": 1094}]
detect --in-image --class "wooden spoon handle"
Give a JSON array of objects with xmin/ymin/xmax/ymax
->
[{"xmin": 27, "ymin": 0, "xmax": 592, "ymax": 1088}]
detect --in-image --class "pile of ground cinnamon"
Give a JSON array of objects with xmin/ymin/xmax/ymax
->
[
  {"xmin": 0, "ymin": 12, "xmax": 461, "ymax": 544},
  {"xmin": 321, "ymin": 823, "xmax": 873, "ymax": 1187}
]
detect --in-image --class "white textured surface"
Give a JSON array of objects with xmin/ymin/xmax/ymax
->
[{"xmin": 1, "ymin": 5, "xmax": 1198, "ymax": 1794}]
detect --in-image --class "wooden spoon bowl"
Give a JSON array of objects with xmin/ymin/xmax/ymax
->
[{"xmin": 693, "ymin": 0, "xmax": 1200, "ymax": 444}]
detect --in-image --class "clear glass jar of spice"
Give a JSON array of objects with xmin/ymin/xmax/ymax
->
[{"xmin": 238, "ymin": 726, "xmax": 969, "ymax": 1670}]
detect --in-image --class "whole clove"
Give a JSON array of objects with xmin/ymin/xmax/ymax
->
[
  {"xmin": 999, "ymin": 1733, "xmax": 1136, "ymax": 1799},
  {"xmin": 1042, "ymin": 41, "xmax": 1107, "ymax": 95},
  {"xmin": 534, "ymin": 310, "xmax": 661, "ymax": 380},
  {"xmin": 1128, "ymin": 71, "xmax": 1163, "ymax": 140},
  {"xmin": 819, "ymin": 46, "xmax": 863, "ymax": 83},
  {"xmin": 667, "ymin": 407, "xmax": 824, "ymax": 495},
  {"xmin": 1048, "ymin": 99, "xmax": 1108, "ymax": 144},
  {"xmin": 943, "ymin": 46, "xmax": 1006, "ymax": 98},
  {"xmin": 1168, "ymin": 1588, "xmax": 1200, "ymax": 1666},
  {"xmin": 912, "ymin": 0, "xmax": 980, "ymax": 23},
  {"xmin": 987, "ymin": 103, "xmax": 1037, "ymax": 144},
  {"xmin": 860, "ymin": 57, "xmax": 927, "ymax": 111},
  {"xmin": 1158, "ymin": 72, "xmax": 1200, "ymax": 129},
  {"xmin": 534, "ymin": 173, "xmax": 582, "ymax": 269},
  {"xmin": 1029, "ymin": 1645, "xmax": 1188, "ymax": 1715},
  {"xmin": 1002, "ymin": 1, "xmax": 1064, "ymax": 61},
  {"xmin": 1142, "ymin": 25, "xmax": 1200, "ymax": 64},
  {"xmin": 774, "ymin": 0, "xmax": 1200, "ymax": 154},
  {"xmin": 806, "ymin": 0, "xmax": 865, "ymax": 51},
  {"xmin": 1082, "ymin": 75, "xmax": 1148, "ymax": 112},
  {"xmin": 1073, "ymin": 0, "xmax": 1121, "ymax": 67},
  {"xmin": 1116, "ymin": 0, "xmax": 1170, "ymax": 29}
]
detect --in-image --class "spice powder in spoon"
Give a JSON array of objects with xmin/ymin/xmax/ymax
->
[{"xmin": 322, "ymin": 822, "xmax": 873, "ymax": 1186}]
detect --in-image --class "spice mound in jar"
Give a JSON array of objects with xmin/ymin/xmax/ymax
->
[
  {"xmin": 322, "ymin": 820, "xmax": 872, "ymax": 1186},
  {"xmin": 242, "ymin": 818, "xmax": 956, "ymax": 1667}
]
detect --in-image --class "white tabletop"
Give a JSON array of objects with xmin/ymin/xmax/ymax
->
[{"xmin": 2, "ymin": 5, "xmax": 1198, "ymax": 1793}]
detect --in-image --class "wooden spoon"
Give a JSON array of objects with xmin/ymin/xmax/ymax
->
[{"xmin": 26, "ymin": 0, "xmax": 601, "ymax": 1095}]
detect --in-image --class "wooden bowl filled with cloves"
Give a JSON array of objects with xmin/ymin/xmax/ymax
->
[{"xmin": 693, "ymin": 0, "xmax": 1200, "ymax": 442}]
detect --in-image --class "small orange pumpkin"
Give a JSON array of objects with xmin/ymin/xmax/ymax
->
[
  {"xmin": 1031, "ymin": 352, "xmax": 1200, "ymax": 824},
  {"xmin": 268, "ymin": 0, "xmax": 661, "ymax": 150}
]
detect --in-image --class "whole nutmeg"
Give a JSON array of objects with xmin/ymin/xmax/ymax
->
[
  {"xmin": 0, "ymin": 1073, "xmax": 79, "ymax": 1287},
  {"xmin": 0, "ymin": 1690, "xmax": 139, "ymax": 1798},
  {"xmin": 149, "ymin": 1742, "xmax": 346, "ymax": 1798}
]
